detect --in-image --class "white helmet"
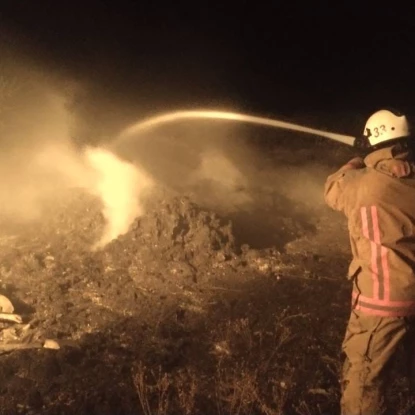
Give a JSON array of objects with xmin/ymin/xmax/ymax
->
[{"xmin": 363, "ymin": 109, "xmax": 410, "ymax": 147}]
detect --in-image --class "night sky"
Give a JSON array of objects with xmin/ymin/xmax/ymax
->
[{"xmin": 1, "ymin": 2, "xmax": 415, "ymax": 135}]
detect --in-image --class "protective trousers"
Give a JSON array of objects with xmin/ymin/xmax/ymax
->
[{"xmin": 341, "ymin": 310, "xmax": 415, "ymax": 415}]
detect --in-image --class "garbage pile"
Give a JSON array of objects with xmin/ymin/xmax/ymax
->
[{"xmin": 0, "ymin": 184, "xmax": 310, "ymax": 352}]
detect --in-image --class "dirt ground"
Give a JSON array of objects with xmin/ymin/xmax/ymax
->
[{"xmin": 0, "ymin": 131, "xmax": 411, "ymax": 415}]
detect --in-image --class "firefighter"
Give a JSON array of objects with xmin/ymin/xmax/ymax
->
[{"xmin": 324, "ymin": 109, "xmax": 415, "ymax": 415}]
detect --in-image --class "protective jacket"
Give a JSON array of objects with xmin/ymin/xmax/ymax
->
[{"xmin": 325, "ymin": 146, "xmax": 415, "ymax": 316}]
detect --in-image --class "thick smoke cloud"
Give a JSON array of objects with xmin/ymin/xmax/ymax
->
[{"xmin": 0, "ymin": 50, "xmax": 154, "ymax": 247}]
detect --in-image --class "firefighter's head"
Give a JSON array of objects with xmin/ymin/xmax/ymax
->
[{"xmin": 354, "ymin": 109, "xmax": 412, "ymax": 152}]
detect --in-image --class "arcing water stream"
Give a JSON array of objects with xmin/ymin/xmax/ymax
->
[{"xmin": 115, "ymin": 110, "xmax": 356, "ymax": 146}]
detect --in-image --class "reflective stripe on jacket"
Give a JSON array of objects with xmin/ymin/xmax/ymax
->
[{"xmin": 324, "ymin": 146, "xmax": 415, "ymax": 316}]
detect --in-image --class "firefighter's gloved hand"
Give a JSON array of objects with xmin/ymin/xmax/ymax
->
[{"xmin": 340, "ymin": 157, "xmax": 365, "ymax": 171}]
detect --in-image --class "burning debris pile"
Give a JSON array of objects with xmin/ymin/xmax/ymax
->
[
  {"xmin": 13, "ymin": 182, "xmax": 290, "ymax": 279},
  {"xmin": 21, "ymin": 187, "xmax": 236, "ymax": 259},
  {"xmin": 103, "ymin": 193, "xmax": 237, "ymax": 280}
]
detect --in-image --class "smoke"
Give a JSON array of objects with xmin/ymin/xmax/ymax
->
[
  {"xmin": 110, "ymin": 121, "xmax": 257, "ymax": 213},
  {"xmin": 188, "ymin": 149, "xmax": 253, "ymax": 210},
  {"xmin": 83, "ymin": 147, "xmax": 153, "ymax": 248},
  {"xmin": 0, "ymin": 67, "xmax": 74, "ymax": 222},
  {"xmin": 193, "ymin": 149, "xmax": 245, "ymax": 188},
  {"xmin": 31, "ymin": 142, "xmax": 154, "ymax": 248},
  {"xmin": 0, "ymin": 55, "xmax": 154, "ymax": 247}
]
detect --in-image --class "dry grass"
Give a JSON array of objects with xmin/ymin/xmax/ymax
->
[
  {"xmin": 131, "ymin": 312, "xmax": 306, "ymax": 415},
  {"xmin": 133, "ymin": 363, "xmax": 170, "ymax": 415}
]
